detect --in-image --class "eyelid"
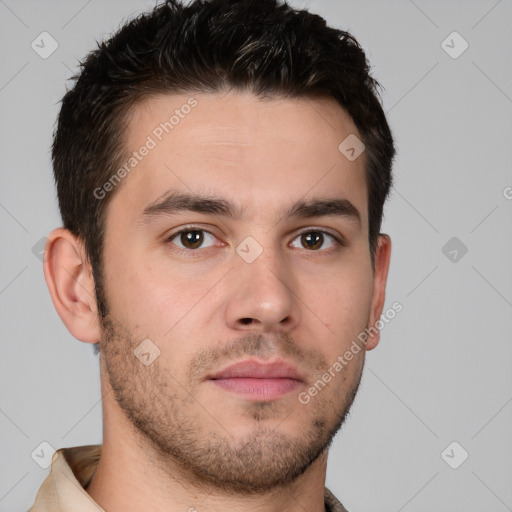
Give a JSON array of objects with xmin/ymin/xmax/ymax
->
[
  {"xmin": 292, "ymin": 226, "xmax": 346, "ymax": 250},
  {"xmin": 295, "ymin": 226, "xmax": 345, "ymax": 244},
  {"xmin": 166, "ymin": 225, "xmax": 221, "ymax": 254}
]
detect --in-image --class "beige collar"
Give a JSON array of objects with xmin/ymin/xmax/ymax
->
[{"xmin": 29, "ymin": 445, "xmax": 348, "ymax": 512}]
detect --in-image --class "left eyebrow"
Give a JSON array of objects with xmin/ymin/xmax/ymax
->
[
  {"xmin": 139, "ymin": 191, "xmax": 361, "ymax": 228},
  {"xmin": 285, "ymin": 198, "xmax": 361, "ymax": 227}
]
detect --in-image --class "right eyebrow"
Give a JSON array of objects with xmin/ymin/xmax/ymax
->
[{"xmin": 140, "ymin": 190, "xmax": 245, "ymax": 222}]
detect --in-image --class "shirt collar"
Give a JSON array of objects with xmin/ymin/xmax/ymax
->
[{"xmin": 29, "ymin": 445, "xmax": 348, "ymax": 512}]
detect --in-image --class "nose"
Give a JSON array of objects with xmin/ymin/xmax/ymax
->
[{"xmin": 224, "ymin": 245, "xmax": 300, "ymax": 333}]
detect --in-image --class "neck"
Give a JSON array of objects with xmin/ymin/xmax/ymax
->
[
  {"xmin": 86, "ymin": 380, "xmax": 329, "ymax": 512},
  {"xmin": 86, "ymin": 435, "xmax": 328, "ymax": 512}
]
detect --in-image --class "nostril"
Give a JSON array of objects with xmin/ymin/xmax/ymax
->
[{"xmin": 240, "ymin": 318, "xmax": 253, "ymax": 325}]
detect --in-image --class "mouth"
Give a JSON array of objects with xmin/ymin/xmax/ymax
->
[{"xmin": 207, "ymin": 359, "xmax": 305, "ymax": 401}]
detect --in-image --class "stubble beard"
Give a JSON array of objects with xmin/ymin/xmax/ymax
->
[{"xmin": 99, "ymin": 313, "xmax": 365, "ymax": 495}]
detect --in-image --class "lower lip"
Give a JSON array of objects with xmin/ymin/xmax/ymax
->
[{"xmin": 210, "ymin": 378, "xmax": 302, "ymax": 400}]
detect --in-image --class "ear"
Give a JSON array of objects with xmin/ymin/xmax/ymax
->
[
  {"xmin": 365, "ymin": 234, "xmax": 392, "ymax": 351},
  {"xmin": 43, "ymin": 228, "xmax": 102, "ymax": 344}
]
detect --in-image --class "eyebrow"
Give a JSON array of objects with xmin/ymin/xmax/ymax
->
[{"xmin": 140, "ymin": 191, "xmax": 361, "ymax": 227}]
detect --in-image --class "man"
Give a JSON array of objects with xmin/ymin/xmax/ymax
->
[{"xmin": 29, "ymin": 0, "xmax": 394, "ymax": 510}]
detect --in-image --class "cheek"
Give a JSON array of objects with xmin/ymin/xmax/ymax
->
[
  {"xmin": 101, "ymin": 247, "xmax": 171, "ymax": 331},
  {"xmin": 307, "ymin": 259, "xmax": 374, "ymax": 343},
  {"xmin": 109, "ymin": 255, "xmax": 217, "ymax": 343}
]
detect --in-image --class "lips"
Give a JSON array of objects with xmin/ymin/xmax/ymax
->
[
  {"xmin": 208, "ymin": 359, "xmax": 305, "ymax": 381},
  {"xmin": 207, "ymin": 359, "xmax": 306, "ymax": 400}
]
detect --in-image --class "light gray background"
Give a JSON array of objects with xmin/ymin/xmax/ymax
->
[{"xmin": 1, "ymin": 1, "xmax": 511, "ymax": 511}]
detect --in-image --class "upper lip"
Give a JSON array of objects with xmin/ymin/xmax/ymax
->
[{"xmin": 208, "ymin": 359, "xmax": 305, "ymax": 381}]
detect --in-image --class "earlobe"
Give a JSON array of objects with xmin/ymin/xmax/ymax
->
[
  {"xmin": 365, "ymin": 234, "xmax": 392, "ymax": 351},
  {"xmin": 43, "ymin": 228, "xmax": 102, "ymax": 344}
]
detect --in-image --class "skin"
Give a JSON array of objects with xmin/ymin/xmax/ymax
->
[{"xmin": 44, "ymin": 90, "xmax": 391, "ymax": 512}]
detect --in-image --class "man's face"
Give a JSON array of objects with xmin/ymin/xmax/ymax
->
[{"xmin": 98, "ymin": 91, "xmax": 379, "ymax": 493}]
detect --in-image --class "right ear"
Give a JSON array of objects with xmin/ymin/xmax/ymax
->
[{"xmin": 43, "ymin": 228, "xmax": 102, "ymax": 344}]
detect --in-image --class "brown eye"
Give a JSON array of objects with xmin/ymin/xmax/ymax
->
[
  {"xmin": 301, "ymin": 231, "xmax": 323, "ymax": 250},
  {"xmin": 290, "ymin": 230, "xmax": 341, "ymax": 251},
  {"xmin": 168, "ymin": 229, "xmax": 216, "ymax": 251},
  {"xmin": 180, "ymin": 230, "xmax": 204, "ymax": 249}
]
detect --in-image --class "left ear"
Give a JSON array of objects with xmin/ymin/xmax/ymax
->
[{"xmin": 365, "ymin": 234, "xmax": 392, "ymax": 351}]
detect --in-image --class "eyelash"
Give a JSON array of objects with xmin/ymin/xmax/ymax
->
[{"xmin": 165, "ymin": 226, "xmax": 345, "ymax": 257}]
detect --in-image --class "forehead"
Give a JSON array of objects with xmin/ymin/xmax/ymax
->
[{"xmin": 108, "ymin": 91, "xmax": 368, "ymax": 229}]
